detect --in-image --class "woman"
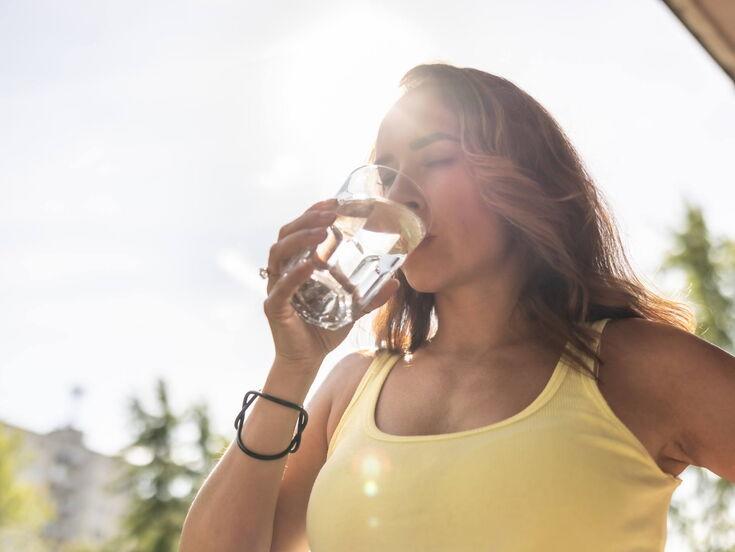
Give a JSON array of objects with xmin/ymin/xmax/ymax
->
[{"xmin": 180, "ymin": 63, "xmax": 735, "ymax": 552}]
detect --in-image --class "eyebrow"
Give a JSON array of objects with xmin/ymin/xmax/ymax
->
[{"xmin": 374, "ymin": 132, "xmax": 459, "ymax": 165}]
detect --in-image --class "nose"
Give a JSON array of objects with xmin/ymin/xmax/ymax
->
[{"xmin": 384, "ymin": 171, "xmax": 431, "ymax": 226}]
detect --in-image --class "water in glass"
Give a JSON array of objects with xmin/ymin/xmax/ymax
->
[{"xmin": 289, "ymin": 195, "xmax": 425, "ymax": 330}]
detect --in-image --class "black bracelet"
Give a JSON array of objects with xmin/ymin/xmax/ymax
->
[{"xmin": 233, "ymin": 390, "xmax": 309, "ymax": 461}]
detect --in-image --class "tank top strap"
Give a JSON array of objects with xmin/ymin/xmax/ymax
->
[
  {"xmin": 325, "ymin": 349, "xmax": 398, "ymax": 459},
  {"xmin": 363, "ymin": 349, "xmax": 400, "ymax": 384},
  {"xmin": 588, "ymin": 318, "xmax": 613, "ymax": 377}
]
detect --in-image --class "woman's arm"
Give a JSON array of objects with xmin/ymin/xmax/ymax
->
[
  {"xmin": 179, "ymin": 358, "xmax": 322, "ymax": 552},
  {"xmin": 622, "ymin": 319, "xmax": 735, "ymax": 482}
]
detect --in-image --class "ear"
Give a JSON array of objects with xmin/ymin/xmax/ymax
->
[{"xmin": 362, "ymin": 278, "xmax": 400, "ymax": 313}]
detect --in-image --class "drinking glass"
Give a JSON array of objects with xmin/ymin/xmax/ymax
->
[{"xmin": 285, "ymin": 164, "xmax": 431, "ymax": 330}]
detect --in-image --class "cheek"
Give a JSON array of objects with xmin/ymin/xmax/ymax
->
[
  {"xmin": 403, "ymin": 174, "xmax": 510, "ymax": 281},
  {"xmin": 443, "ymin": 196, "xmax": 510, "ymax": 262},
  {"xmin": 439, "ymin": 185, "xmax": 495, "ymax": 242}
]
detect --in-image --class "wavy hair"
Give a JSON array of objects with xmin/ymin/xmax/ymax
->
[{"xmin": 369, "ymin": 63, "xmax": 695, "ymax": 380}]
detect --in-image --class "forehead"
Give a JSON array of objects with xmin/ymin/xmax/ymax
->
[{"xmin": 377, "ymin": 88, "xmax": 458, "ymax": 142}]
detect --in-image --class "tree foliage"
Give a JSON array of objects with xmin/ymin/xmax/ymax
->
[
  {"xmin": 108, "ymin": 379, "xmax": 228, "ymax": 552},
  {"xmin": 0, "ymin": 425, "xmax": 55, "ymax": 550}
]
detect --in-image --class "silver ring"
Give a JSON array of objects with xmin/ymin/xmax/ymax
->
[{"xmin": 259, "ymin": 266, "xmax": 279, "ymax": 280}]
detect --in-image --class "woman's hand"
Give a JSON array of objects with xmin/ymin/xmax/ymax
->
[{"xmin": 262, "ymin": 198, "xmax": 400, "ymax": 372}]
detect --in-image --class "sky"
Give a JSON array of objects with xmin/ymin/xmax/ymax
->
[{"xmin": 1, "ymin": 1, "xmax": 733, "ymax": 548}]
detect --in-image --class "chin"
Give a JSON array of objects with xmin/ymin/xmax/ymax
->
[
  {"xmin": 400, "ymin": 267, "xmax": 443, "ymax": 294},
  {"xmin": 401, "ymin": 238, "xmax": 446, "ymax": 292},
  {"xmin": 407, "ymin": 283, "xmax": 440, "ymax": 294}
]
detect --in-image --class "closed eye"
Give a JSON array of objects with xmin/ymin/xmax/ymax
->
[{"xmin": 424, "ymin": 158, "xmax": 454, "ymax": 168}]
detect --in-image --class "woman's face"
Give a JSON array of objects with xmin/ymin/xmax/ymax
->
[{"xmin": 374, "ymin": 88, "xmax": 517, "ymax": 293}]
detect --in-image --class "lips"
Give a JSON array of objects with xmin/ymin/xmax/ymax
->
[{"xmin": 418, "ymin": 234, "xmax": 435, "ymax": 247}]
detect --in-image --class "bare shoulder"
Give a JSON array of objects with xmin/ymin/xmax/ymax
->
[
  {"xmin": 610, "ymin": 318, "xmax": 735, "ymax": 479},
  {"xmin": 600, "ymin": 317, "xmax": 720, "ymax": 375},
  {"xmin": 599, "ymin": 317, "xmax": 735, "ymax": 479},
  {"xmin": 325, "ymin": 350, "xmax": 379, "ymax": 446},
  {"xmin": 597, "ymin": 317, "xmax": 705, "ymax": 400},
  {"xmin": 599, "ymin": 317, "xmax": 676, "ymax": 353}
]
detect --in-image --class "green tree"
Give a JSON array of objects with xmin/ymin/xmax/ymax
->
[
  {"xmin": 109, "ymin": 379, "xmax": 227, "ymax": 552},
  {"xmin": 660, "ymin": 200, "xmax": 735, "ymax": 552},
  {"xmin": 0, "ymin": 424, "xmax": 55, "ymax": 551}
]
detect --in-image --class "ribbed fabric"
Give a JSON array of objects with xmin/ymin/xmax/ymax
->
[{"xmin": 306, "ymin": 318, "xmax": 682, "ymax": 551}]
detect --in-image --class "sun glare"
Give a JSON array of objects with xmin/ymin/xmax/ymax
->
[{"xmin": 263, "ymin": 7, "xmax": 430, "ymax": 195}]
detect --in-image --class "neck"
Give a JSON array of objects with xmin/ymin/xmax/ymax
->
[{"xmin": 423, "ymin": 260, "xmax": 538, "ymax": 363}]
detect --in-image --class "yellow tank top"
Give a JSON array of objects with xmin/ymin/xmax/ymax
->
[{"xmin": 306, "ymin": 318, "xmax": 682, "ymax": 551}]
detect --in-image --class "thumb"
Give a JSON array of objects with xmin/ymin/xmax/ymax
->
[{"xmin": 362, "ymin": 277, "xmax": 401, "ymax": 313}]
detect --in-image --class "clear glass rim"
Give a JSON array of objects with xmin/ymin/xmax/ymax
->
[
  {"xmin": 338, "ymin": 163, "xmax": 430, "ymax": 236},
  {"xmin": 346, "ymin": 163, "xmax": 420, "ymax": 186}
]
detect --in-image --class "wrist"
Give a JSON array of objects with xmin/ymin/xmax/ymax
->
[
  {"xmin": 265, "ymin": 358, "xmax": 321, "ymax": 404},
  {"xmin": 272, "ymin": 354, "xmax": 324, "ymax": 374}
]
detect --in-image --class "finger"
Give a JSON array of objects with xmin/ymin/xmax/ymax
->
[
  {"xmin": 305, "ymin": 197, "xmax": 339, "ymax": 213},
  {"xmin": 278, "ymin": 201, "xmax": 338, "ymax": 240},
  {"xmin": 267, "ymin": 227, "xmax": 327, "ymax": 283},
  {"xmin": 264, "ymin": 258, "xmax": 316, "ymax": 321},
  {"xmin": 362, "ymin": 277, "xmax": 401, "ymax": 314}
]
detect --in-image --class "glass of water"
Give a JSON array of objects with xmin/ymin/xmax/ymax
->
[{"xmin": 286, "ymin": 164, "xmax": 431, "ymax": 330}]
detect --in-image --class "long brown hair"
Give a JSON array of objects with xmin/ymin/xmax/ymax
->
[{"xmin": 369, "ymin": 63, "xmax": 695, "ymax": 380}]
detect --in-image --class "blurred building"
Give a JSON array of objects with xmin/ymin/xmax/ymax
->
[{"xmin": 0, "ymin": 420, "xmax": 130, "ymax": 549}]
